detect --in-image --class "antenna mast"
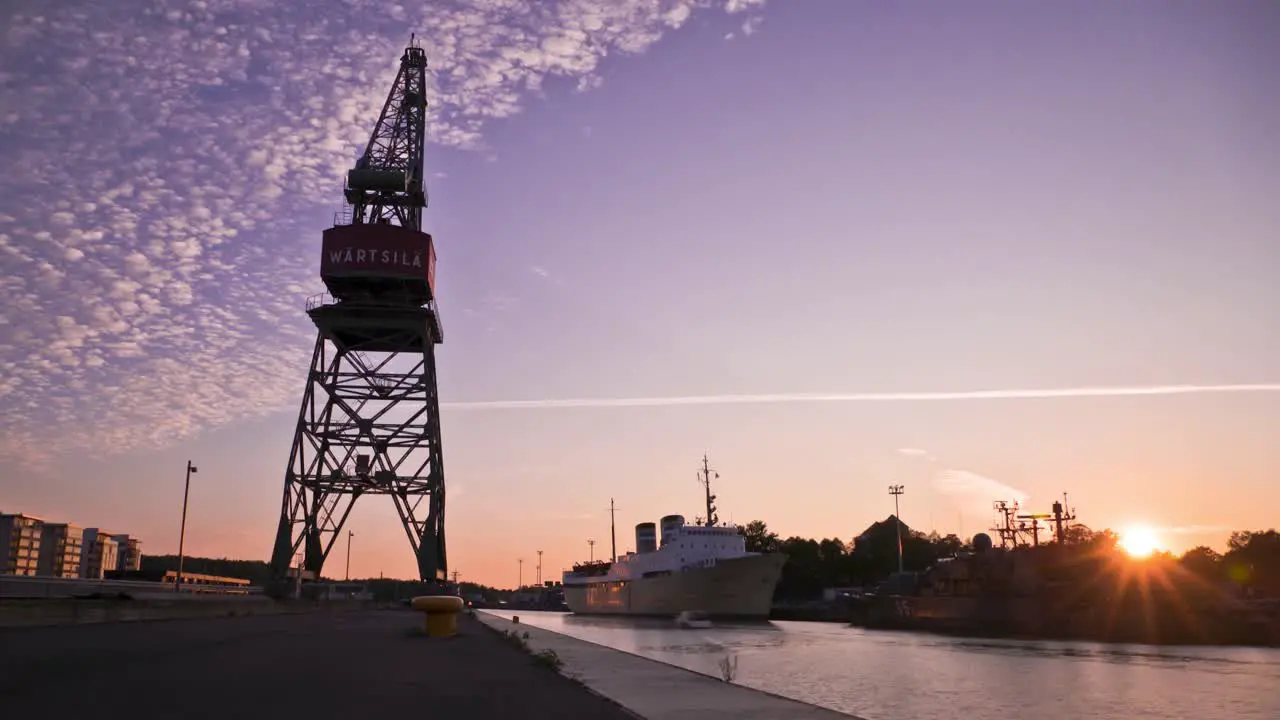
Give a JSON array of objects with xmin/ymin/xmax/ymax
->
[
  {"xmin": 1052, "ymin": 492, "xmax": 1078, "ymax": 544},
  {"xmin": 698, "ymin": 454, "xmax": 719, "ymax": 527}
]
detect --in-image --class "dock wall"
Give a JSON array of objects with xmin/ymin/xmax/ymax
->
[{"xmin": 476, "ymin": 611, "xmax": 859, "ymax": 720}]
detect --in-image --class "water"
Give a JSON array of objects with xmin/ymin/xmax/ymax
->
[{"xmin": 486, "ymin": 610, "xmax": 1280, "ymax": 720}]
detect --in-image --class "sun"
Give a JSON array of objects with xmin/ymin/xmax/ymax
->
[{"xmin": 1119, "ymin": 525, "xmax": 1162, "ymax": 558}]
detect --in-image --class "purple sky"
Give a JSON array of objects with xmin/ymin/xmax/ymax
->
[{"xmin": 1, "ymin": 0, "xmax": 1277, "ymax": 587}]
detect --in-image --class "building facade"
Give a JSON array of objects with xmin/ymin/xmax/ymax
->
[
  {"xmin": 80, "ymin": 529, "xmax": 120, "ymax": 580},
  {"xmin": 0, "ymin": 513, "xmax": 43, "ymax": 576},
  {"xmin": 111, "ymin": 534, "xmax": 143, "ymax": 572},
  {"xmin": 37, "ymin": 523, "xmax": 84, "ymax": 578}
]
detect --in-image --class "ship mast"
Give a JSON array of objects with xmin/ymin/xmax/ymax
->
[{"xmin": 698, "ymin": 455, "xmax": 719, "ymax": 527}]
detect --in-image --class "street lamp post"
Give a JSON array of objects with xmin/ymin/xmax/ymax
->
[
  {"xmin": 889, "ymin": 484, "xmax": 905, "ymax": 574},
  {"xmin": 536, "ymin": 549, "xmax": 543, "ymax": 586},
  {"xmin": 518, "ymin": 558, "xmax": 524, "ymax": 589},
  {"xmin": 588, "ymin": 539, "xmax": 595, "ymax": 563},
  {"xmin": 294, "ymin": 552, "xmax": 304, "ymax": 600},
  {"xmin": 345, "ymin": 530, "xmax": 354, "ymax": 581},
  {"xmin": 175, "ymin": 460, "xmax": 198, "ymax": 593}
]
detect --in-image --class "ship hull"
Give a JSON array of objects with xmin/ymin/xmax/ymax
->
[
  {"xmin": 859, "ymin": 594, "xmax": 1038, "ymax": 635},
  {"xmin": 563, "ymin": 552, "xmax": 787, "ymax": 619}
]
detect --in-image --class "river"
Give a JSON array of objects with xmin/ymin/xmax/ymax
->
[{"xmin": 485, "ymin": 610, "xmax": 1280, "ymax": 720}]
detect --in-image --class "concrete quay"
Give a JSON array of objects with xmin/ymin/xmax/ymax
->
[
  {"xmin": 478, "ymin": 612, "xmax": 857, "ymax": 719},
  {"xmin": 0, "ymin": 610, "xmax": 639, "ymax": 719},
  {"xmin": 0, "ymin": 596, "xmax": 355, "ymax": 628}
]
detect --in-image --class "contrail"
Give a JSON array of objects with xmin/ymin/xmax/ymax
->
[{"xmin": 439, "ymin": 383, "xmax": 1280, "ymax": 411}]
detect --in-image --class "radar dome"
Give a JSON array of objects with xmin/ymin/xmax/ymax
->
[{"xmin": 972, "ymin": 533, "xmax": 994, "ymax": 552}]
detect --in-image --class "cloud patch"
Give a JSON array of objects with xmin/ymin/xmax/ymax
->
[
  {"xmin": 895, "ymin": 446, "xmax": 1029, "ymax": 514},
  {"xmin": 0, "ymin": 0, "xmax": 774, "ymax": 466},
  {"xmin": 933, "ymin": 468, "xmax": 1030, "ymax": 512}
]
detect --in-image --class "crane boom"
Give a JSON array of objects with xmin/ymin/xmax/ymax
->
[{"xmin": 344, "ymin": 37, "xmax": 429, "ymax": 231}]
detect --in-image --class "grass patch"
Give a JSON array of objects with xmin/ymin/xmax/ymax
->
[
  {"xmin": 533, "ymin": 648, "xmax": 564, "ymax": 671},
  {"xmin": 717, "ymin": 651, "xmax": 738, "ymax": 683},
  {"xmin": 499, "ymin": 628, "xmax": 531, "ymax": 649},
  {"xmin": 497, "ymin": 627, "xmax": 567, "ymax": 674}
]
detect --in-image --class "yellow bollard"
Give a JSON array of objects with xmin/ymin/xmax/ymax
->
[{"xmin": 410, "ymin": 595, "xmax": 465, "ymax": 638}]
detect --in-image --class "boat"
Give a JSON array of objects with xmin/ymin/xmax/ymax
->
[
  {"xmin": 561, "ymin": 455, "xmax": 787, "ymax": 620},
  {"xmin": 855, "ymin": 497, "xmax": 1087, "ymax": 635},
  {"xmin": 675, "ymin": 610, "xmax": 713, "ymax": 629}
]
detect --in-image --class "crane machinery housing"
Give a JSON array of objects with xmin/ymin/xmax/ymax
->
[{"xmin": 269, "ymin": 36, "xmax": 448, "ymax": 590}]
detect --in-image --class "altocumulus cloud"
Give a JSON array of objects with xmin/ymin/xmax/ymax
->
[{"xmin": 0, "ymin": 0, "xmax": 772, "ymax": 465}]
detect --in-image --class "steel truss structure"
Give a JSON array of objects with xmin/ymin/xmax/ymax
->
[
  {"xmin": 271, "ymin": 324, "xmax": 446, "ymax": 584},
  {"xmin": 269, "ymin": 37, "xmax": 447, "ymax": 587}
]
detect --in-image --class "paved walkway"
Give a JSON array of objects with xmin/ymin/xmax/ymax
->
[
  {"xmin": 478, "ymin": 612, "xmax": 857, "ymax": 719},
  {"xmin": 0, "ymin": 610, "xmax": 639, "ymax": 719}
]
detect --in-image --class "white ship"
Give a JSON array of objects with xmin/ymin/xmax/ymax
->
[{"xmin": 561, "ymin": 456, "xmax": 787, "ymax": 620}]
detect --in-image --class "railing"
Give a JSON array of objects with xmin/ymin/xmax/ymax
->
[
  {"xmin": 303, "ymin": 293, "xmax": 444, "ymax": 343},
  {"xmin": 306, "ymin": 293, "xmax": 337, "ymax": 312}
]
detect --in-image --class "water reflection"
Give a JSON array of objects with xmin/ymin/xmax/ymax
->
[{"xmin": 486, "ymin": 610, "xmax": 1280, "ymax": 720}]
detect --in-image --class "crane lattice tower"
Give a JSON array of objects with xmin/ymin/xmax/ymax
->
[{"xmin": 269, "ymin": 38, "xmax": 448, "ymax": 587}]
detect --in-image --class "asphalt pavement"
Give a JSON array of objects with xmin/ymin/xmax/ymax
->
[{"xmin": 0, "ymin": 609, "xmax": 640, "ymax": 718}]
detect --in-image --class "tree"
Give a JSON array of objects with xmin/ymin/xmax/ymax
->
[
  {"xmin": 1084, "ymin": 527, "xmax": 1120, "ymax": 550},
  {"xmin": 1224, "ymin": 530, "xmax": 1280, "ymax": 594},
  {"xmin": 1179, "ymin": 546, "xmax": 1223, "ymax": 580},
  {"xmin": 926, "ymin": 532, "xmax": 964, "ymax": 556},
  {"xmin": 777, "ymin": 537, "xmax": 825, "ymax": 599},
  {"xmin": 740, "ymin": 520, "xmax": 780, "ymax": 554},
  {"xmin": 1060, "ymin": 524, "xmax": 1094, "ymax": 545}
]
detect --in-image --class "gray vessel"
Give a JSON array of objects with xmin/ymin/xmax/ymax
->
[{"xmin": 561, "ymin": 456, "xmax": 786, "ymax": 619}]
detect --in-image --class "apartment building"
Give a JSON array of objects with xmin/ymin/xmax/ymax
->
[
  {"xmin": 111, "ymin": 533, "xmax": 143, "ymax": 572},
  {"xmin": 0, "ymin": 513, "xmax": 44, "ymax": 576},
  {"xmin": 80, "ymin": 528, "xmax": 120, "ymax": 580},
  {"xmin": 37, "ymin": 523, "xmax": 85, "ymax": 578}
]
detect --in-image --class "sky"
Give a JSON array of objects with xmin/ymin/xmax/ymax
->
[{"xmin": 1, "ymin": 0, "xmax": 1278, "ymax": 589}]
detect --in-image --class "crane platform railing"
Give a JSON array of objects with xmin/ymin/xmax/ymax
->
[{"xmin": 305, "ymin": 292, "xmax": 337, "ymax": 312}]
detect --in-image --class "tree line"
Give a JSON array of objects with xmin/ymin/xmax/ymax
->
[
  {"xmin": 136, "ymin": 554, "xmax": 273, "ymax": 585},
  {"xmin": 739, "ymin": 517, "xmax": 1280, "ymax": 602}
]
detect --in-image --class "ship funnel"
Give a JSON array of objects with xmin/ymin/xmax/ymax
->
[
  {"xmin": 659, "ymin": 514, "xmax": 685, "ymax": 548},
  {"xmin": 635, "ymin": 523, "xmax": 657, "ymax": 554}
]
